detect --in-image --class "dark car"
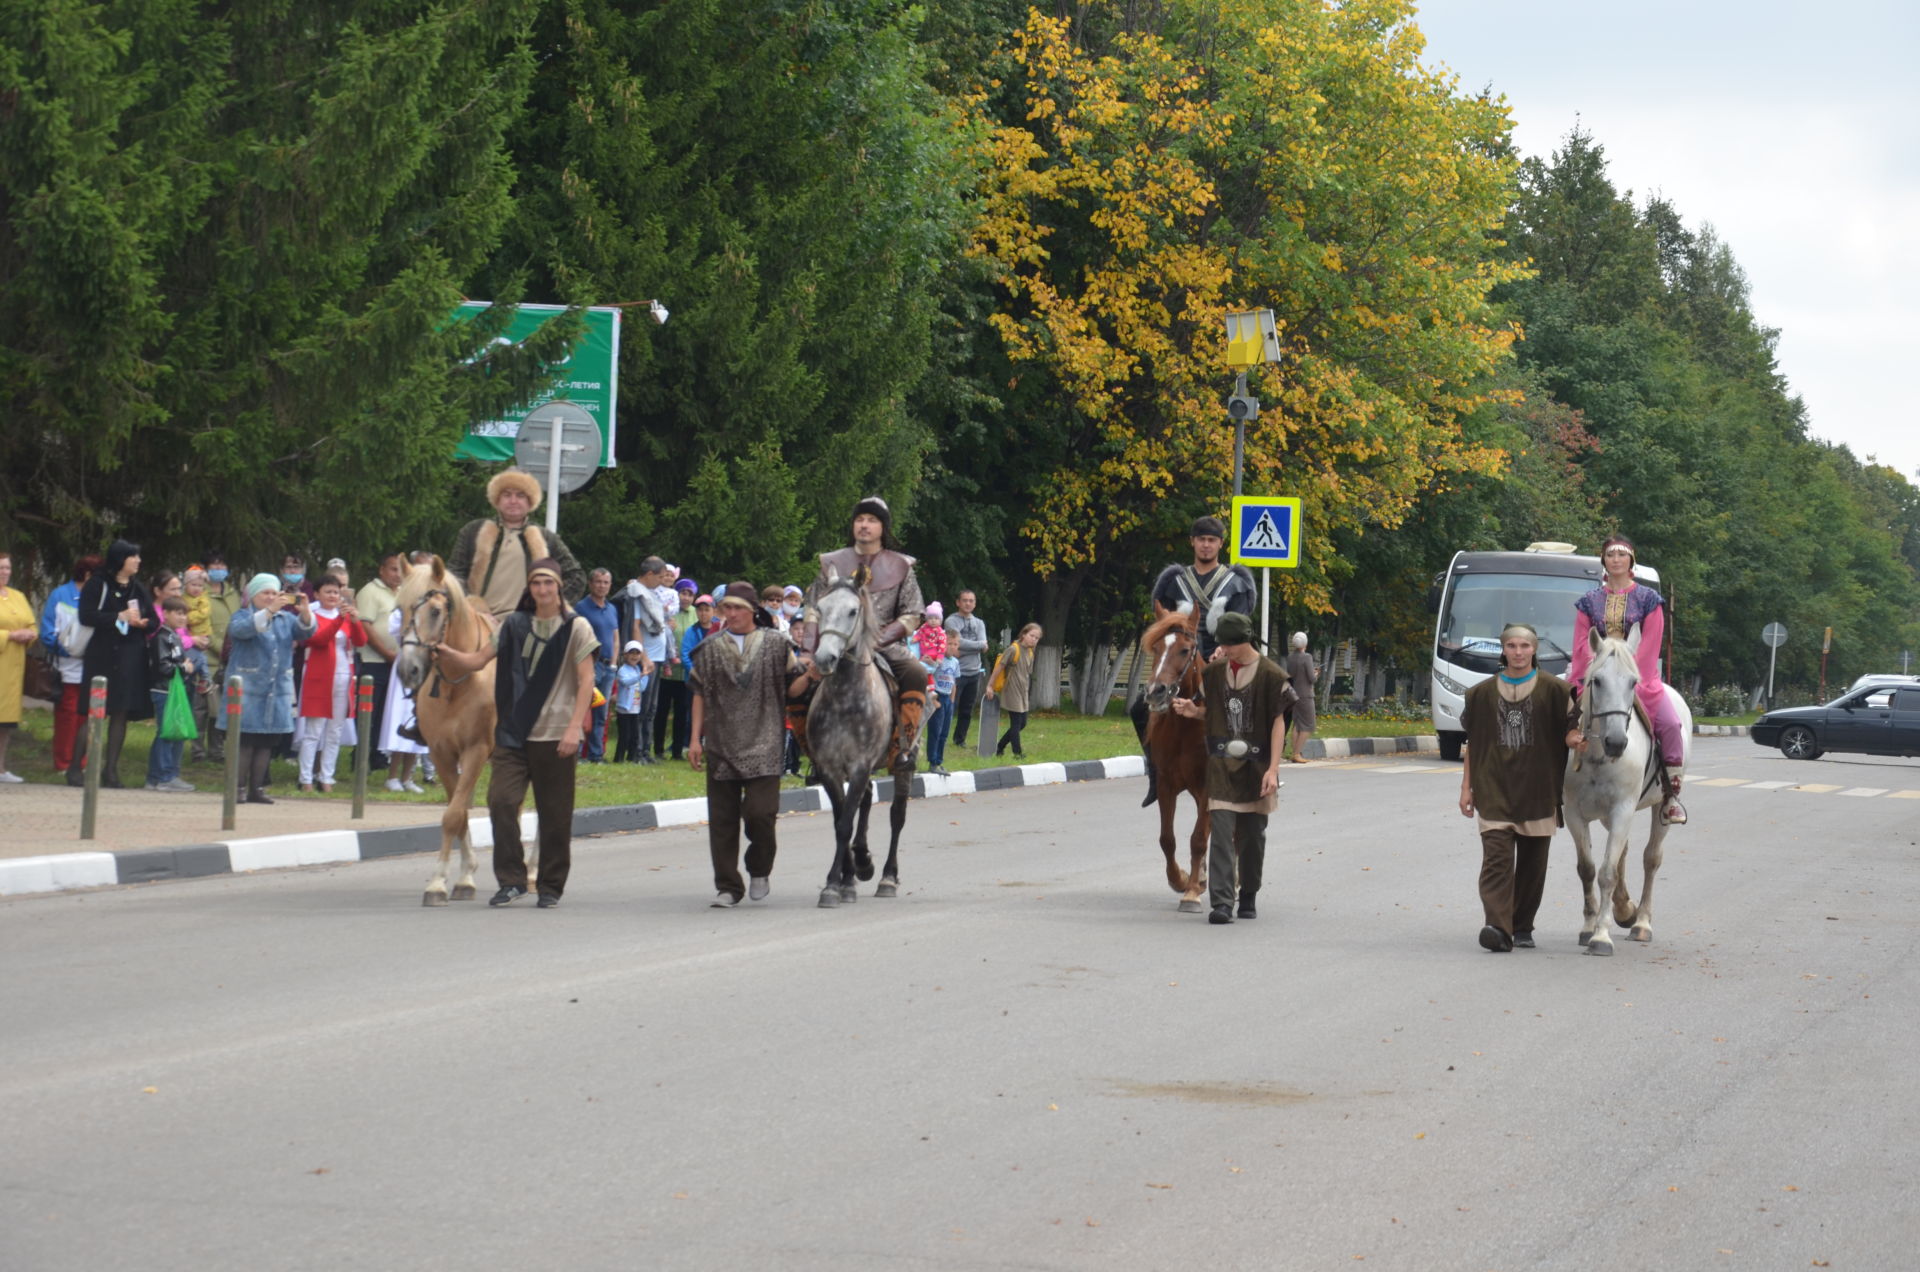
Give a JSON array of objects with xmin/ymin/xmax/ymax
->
[{"xmin": 1751, "ymin": 684, "xmax": 1920, "ymax": 760}]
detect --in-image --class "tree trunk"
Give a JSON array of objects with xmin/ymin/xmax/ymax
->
[
  {"xmin": 1030, "ymin": 567, "xmax": 1088, "ymax": 711},
  {"xmin": 1071, "ymin": 640, "xmax": 1122, "ymax": 715}
]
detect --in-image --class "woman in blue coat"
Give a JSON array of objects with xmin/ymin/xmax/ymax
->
[{"xmin": 226, "ymin": 572, "xmax": 314, "ymax": 803}]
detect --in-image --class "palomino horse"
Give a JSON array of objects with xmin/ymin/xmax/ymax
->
[
  {"xmin": 807, "ymin": 567, "xmax": 909, "ymax": 908},
  {"xmin": 1562, "ymin": 628, "xmax": 1692, "ymax": 954},
  {"xmin": 1139, "ymin": 605, "xmax": 1209, "ymax": 913},
  {"xmin": 393, "ymin": 558, "xmax": 502, "ymax": 907}
]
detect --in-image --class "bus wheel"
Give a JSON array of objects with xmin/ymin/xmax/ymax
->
[{"xmin": 1438, "ymin": 730, "xmax": 1464, "ymax": 763}]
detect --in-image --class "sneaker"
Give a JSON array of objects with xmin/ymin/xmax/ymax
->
[
  {"xmin": 536, "ymin": 894, "xmax": 559, "ymax": 909},
  {"xmin": 1512, "ymin": 931, "xmax": 1536, "ymax": 949},
  {"xmin": 145, "ymin": 782, "xmax": 163, "ymax": 791},
  {"xmin": 403, "ymin": 780, "xmax": 425, "ymax": 794},
  {"xmin": 748, "ymin": 876, "xmax": 770, "ymax": 902},
  {"xmin": 1478, "ymin": 925, "xmax": 1514, "ymax": 953},
  {"xmin": 1208, "ymin": 904, "xmax": 1234, "ymax": 925},
  {"xmin": 385, "ymin": 778, "xmax": 405, "ymax": 793},
  {"xmin": 161, "ymin": 779, "xmax": 196, "ymax": 793},
  {"xmin": 711, "ymin": 891, "xmax": 739, "ymax": 908},
  {"xmin": 244, "ymin": 790, "xmax": 274, "ymax": 805},
  {"xmin": 489, "ymin": 885, "xmax": 529, "ymax": 907},
  {"xmin": 0, "ymin": 770, "xmax": 26, "ymax": 783}
]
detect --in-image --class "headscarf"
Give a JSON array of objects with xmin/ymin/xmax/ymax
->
[{"xmin": 245, "ymin": 572, "xmax": 283, "ymax": 601}]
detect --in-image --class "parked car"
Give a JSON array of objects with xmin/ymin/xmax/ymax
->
[
  {"xmin": 1848, "ymin": 673, "xmax": 1920, "ymax": 693},
  {"xmin": 1751, "ymin": 683, "xmax": 1920, "ymax": 760}
]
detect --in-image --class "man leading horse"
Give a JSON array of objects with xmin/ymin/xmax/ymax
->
[{"xmin": 791, "ymin": 496, "xmax": 929, "ymax": 772}]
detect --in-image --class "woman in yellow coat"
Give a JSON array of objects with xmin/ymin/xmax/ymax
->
[{"xmin": 0, "ymin": 550, "xmax": 40, "ymax": 781}]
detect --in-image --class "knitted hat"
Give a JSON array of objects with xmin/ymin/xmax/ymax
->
[
  {"xmin": 923, "ymin": 601, "xmax": 944, "ymax": 621},
  {"xmin": 487, "ymin": 468, "xmax": 543, "ymax": 512},
  {"xmin": 675, "ymin": 577, "xmax": 698, "ymax": 593}
]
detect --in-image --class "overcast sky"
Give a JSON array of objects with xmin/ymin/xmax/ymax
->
[{"xmin": 1411, "ymin": 0, "xmax": 1920, "ymax": 482}]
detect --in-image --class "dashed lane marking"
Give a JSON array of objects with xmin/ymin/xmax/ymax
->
[
  {"xmin": 1786, "ymin": 783, "xmax": 1844, "ymax": 794},
  {"xmin": 1889, "ymin": 790, "xmax": 1920, "ymax": 800},
  {"xmin": 1694, "ymin": 777, "xmax": 1750, "ymax": 787},
  {"xmin": 1744, "ymin": 780, "xmax": 1797, "ymax": 790},
  {"xmin": 1838, "ymin": 787, "xmax": 1889, "ymax": 798}
]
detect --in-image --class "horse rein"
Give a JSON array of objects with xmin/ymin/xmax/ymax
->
[
  {"xmin": 1148, "ymin": 621, "xmax": 1204, "ymax": 711},
  {"xmin": 812, "ymin": 582, "xmax": 869, "ymax": 678}
]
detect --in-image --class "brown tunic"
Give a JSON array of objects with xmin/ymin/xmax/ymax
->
[
  {"xmin": 1461, "ymin": 672, "xmax": 1574, "ymax": 829},
  {"xmin": 1200, "ymin": 655, "xmax": 1294, "ymax": 812},
  {"xmin": 691, "ymin": 628, "xmax": 797, "ymax": 781}
]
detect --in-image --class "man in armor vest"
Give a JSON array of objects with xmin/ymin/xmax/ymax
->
[
  {"xmin": 791, "ymin": 496, "xmax": 929, "ymax": 771},
  {"xmin": 1131, "ymin": 515, "xmax": 1257, "ymax": 806},
  {"xmin": 447, "ymin": 470, "xmax": 587, "ymax": 617}
]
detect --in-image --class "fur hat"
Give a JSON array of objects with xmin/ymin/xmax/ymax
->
[
  {"xmin": 487, "ymin": 468, "xmax": 543, "ymax": 513},
  {"xmin": 1191, "ymin": 515, "xmax": 1226, "ymax": 540}
]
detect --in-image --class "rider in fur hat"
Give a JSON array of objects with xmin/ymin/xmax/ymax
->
[
  {"xmin": 791, "ymin": 495, "xmax": 929, "ymax": 771},
  {"xmin": 447, "ymin": 469, "xmax": 587, "ymax": 618}
]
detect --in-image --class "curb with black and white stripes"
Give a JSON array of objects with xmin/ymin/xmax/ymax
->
[{"xmin": 0, "ymin": 735, "xmax": 1441, "ymax": 899}]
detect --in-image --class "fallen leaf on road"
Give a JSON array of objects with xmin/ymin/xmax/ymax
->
[
  {"xmin": 309, "ymin": 1167, "xmax": 330, "ymax": 1175},
  {"xmin": 1048, "ymin": 1103, "xmax": 1059, "ymax": 1111},
  {"xmin": 1414, "ymin": 1132, "xmax": 1425, "ymax": 1140},
  {"xmin": 1782, "ymin": 1185, "xmax": 1799, "ymax": 1191},
  {"xmin": 142, "ymin": 1087, "xmax": 157, "ymax": 1094},
  {"xmin": 1146, "ymin": 1183, "xmax": 1173, "ymax": 1189}
]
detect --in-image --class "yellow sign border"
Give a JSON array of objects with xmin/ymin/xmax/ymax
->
[{"xmin": 1229, "ymin": 495, "xmax": 1301, "ymax": 568}]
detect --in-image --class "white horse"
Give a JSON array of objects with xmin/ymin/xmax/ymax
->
[{"xmin": 1562, "ymin": 629, "xmax": 1692, "ymax": 955}]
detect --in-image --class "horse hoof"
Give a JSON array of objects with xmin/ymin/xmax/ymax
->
[
  {"xmin": 1177, "ymin": 899, "xmax": 1203, "ymax": 914},
  {"xmin": 1577, "ymin": 930, "xmax": 1593, "ymax": 946},
  {"xmin": 1631, "ymin": 928, "xmax": 1652, "ymax": 943},
  {"xmin": 875, "ymin": 880, "xmax": 898, "ymax": 898},
  {"xmin": 450, "ymin": 884, "xmax": 475, "ymax": 901},
  {"xmin": 818, "ymin": 888, "xmax": 841, "ymax": 909},
  {"xmin": 855, "ymin": 855, "xmax": 876, "ymax": 883},
  {"xmin": 1584, "ymin": 942, "xmax": 1615, "ymax": 957},
  {"xmin": 422, "ymin": 892, "xmax": 448, "ymax": 908},
  {"xmin": 838, "ymin": 883, "xmax": 858, "ymax": 903}
]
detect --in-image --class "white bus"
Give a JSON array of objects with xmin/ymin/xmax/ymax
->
[{"xmin": 1427, "ymin": 543, "xmax": 1661, "ymax": 762}]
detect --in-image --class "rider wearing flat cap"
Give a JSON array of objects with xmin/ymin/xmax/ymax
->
[
  {"xmin": 791, "ymin": 496, "xmax": 929, "ymax": 770},
  {"xmin": 447, "ymin": 469, "xmax": 587, "ymax": 618}
]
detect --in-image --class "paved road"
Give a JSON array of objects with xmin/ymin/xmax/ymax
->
[{"xmin": 4, "ymin": 737, "xmax": 1916, "ymax": 1271}]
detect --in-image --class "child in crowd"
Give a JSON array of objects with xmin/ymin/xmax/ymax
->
[
  {"xmin": 144, "ymin": 596, "xmax": 206, "ymax": 792},
  {"xmin": 915, "ymin": 602, "xmax": 955, "ymax": 775},
  {"xmin": 295, "ymin": 573, "xmax": 366, "ymax": 792},
  {"xmin": 614, "ymin": 640, "xmax": 650, "ymax": 763}
]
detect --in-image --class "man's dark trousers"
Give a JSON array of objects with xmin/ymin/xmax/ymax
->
[
  {"xmin": 707, "ymin": 774, "xmax": 780, "ymax": 901},
  {"xmin": 1478, "ymin": 828, "xmax": 1549, "ymax": 936},
  {"xmin": 1207, "ymin": 809, "xmax": 1267, "ymax": 912},
  {"xmin": 655, "ymin": 677, "xmax": 691, "ymax": 757},
  {"xmin": 950, "ymin": 672, "xmax": 984, "ymax": 746},
  {"xmin": 489, "ymin": 740, "xmax": 577, "ymax": 898}
]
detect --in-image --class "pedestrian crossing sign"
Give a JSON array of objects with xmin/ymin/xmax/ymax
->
[{"xmin": 1229, "ymin": 496, "xmax": 1301, "ymax": 567}]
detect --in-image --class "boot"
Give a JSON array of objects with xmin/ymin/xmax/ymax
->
[
  {"xmin": 886, "ymin": 688, "xmax": 926, "ymax": 773},
  {"xmin": 1661, "ymin": 766, "xmax": 1688, "ymax": 825},
  {"xmin": 1140, "ymin": 752, "xmax": 1159, "ymax": 808}
]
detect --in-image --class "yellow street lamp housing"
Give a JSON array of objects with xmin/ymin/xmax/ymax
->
[{"xmin": 1223, "ymin": 308, "xmax": 1282, "ymax": 368}]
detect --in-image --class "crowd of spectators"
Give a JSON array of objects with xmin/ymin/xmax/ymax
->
[{"xmin": 0, "ymin": 538, "xmax": 1014, "ymax": 792}]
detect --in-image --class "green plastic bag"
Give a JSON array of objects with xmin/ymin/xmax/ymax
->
[{"xmin": 159, "ymin": 670, "xmax": 199, "ymax": 742}]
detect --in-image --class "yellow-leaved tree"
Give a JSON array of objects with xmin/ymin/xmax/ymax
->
[{"xmin": 967, "ymin": 0, "xmax": 1527, "ymax": 702}]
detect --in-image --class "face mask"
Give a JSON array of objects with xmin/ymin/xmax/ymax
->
[
  {"xmin": 782, "ymin": 602, "xmax": 800, "ymax": 617},
  {"xmin": 208, "ymin": 568, "xmax": 229, "ymax": 583},
  {"xmin": 284, "ymin": 572, "xmax": 304, "ymax": 585}
]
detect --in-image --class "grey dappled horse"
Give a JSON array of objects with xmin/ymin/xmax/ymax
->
[
  {"xmin": 1562, "ymin": 629, "xmax": 1692, "ymax": 954},
  {"xmin": 808, "ymin": 567, "xmax": 909, "ymax": 907}
]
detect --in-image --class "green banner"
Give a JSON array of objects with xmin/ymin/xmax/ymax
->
[{"xmin": 452, "ymin": 303, "xmax": 621, "ymax": 467}]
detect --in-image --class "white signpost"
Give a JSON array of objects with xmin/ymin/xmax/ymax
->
[
  {"xmin": 1761, "ymin": 621, "xmax": 1788, "ymax": 708},
  {"xmin": 513, "ymin": 400, "xmax": 601, "ymax": 534}
]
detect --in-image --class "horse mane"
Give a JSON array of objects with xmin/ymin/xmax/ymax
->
[
  {"xmin": 397, "ymin": 557, "xmax": 492, "ymax": 649},
  {"xmin": 1589, "ymin": 634, "xmax": 1640, "ymax": 683}
]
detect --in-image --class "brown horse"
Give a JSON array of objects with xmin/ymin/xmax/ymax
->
[
  {"xmin": 1140, "ymin": 606, "xmax": 1208, "ymax": 912},
  {"xmin": 393, "ymin": 558, "xmax": 501, "ymax": 907}
]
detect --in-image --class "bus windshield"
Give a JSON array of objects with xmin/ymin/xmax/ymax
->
[{"xmin": 1436, "ymin": 573, "xmax": 1590, "ymax": 673}]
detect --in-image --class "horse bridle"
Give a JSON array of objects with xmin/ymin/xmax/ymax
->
[
  {"xmin": 1148, "ymin": 619, "xmax": 1203, "ymax": 711},
  {"xmin": 398, "ymin": 588, "xmax": 475, "ymax": 693},
  {"xmin": 813, "ymin": 581, "xmax": 868, "ymax": 677}
]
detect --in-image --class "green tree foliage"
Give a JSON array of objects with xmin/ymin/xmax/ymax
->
[
  {"xmin": 1, "ymin": 0, "xmax": 559, "ymax": 577},
  {"xmin": 472, "ymin": 0, "xmax": 975, "ymax": 588}
]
